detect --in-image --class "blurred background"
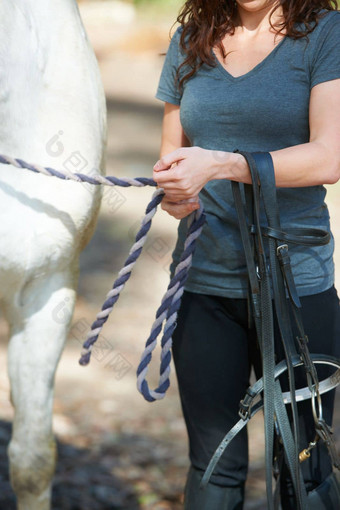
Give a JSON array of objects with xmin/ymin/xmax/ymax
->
[{"xmin": 0, "ymin": 1, "xmax": 339, "ymax": 508}]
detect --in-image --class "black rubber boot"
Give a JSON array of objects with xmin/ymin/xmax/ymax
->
[
  {"xmin": 184, "ymin": 466, "xmax": 245, "ymax": 510},
  {"xmin": 307, "ymin": 472, "xmax": 340, "ymax": 509},
  {"xmin": 281, "ymin": 472, "xmax": 340, "ymax": 509}
]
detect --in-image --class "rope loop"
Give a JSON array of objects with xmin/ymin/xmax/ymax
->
[{"xmin": 136, "ymin": 204, "xmax": 206, "ymax": 401}]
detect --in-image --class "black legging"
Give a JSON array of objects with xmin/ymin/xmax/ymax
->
[{"xmin": 171, "ymin": 286, "xmax": 340, "ymax": 502}]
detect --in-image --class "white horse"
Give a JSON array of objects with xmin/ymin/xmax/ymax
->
[{"xmin": 0, "ymin": 1, "xmax": 106, "ymax": 508}]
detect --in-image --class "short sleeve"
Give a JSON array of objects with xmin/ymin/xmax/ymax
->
[
  {"xmin": 155, "ymin": 28, "xmax": 182, "ymax": 105},
  {"xmin": 310, "ymin": 11, "xmax": 340, "ymax": 89}
]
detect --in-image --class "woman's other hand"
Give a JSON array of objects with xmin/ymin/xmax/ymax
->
[{"xmin": 161, "ymin": 195, "xmax": 200, "ymax": 220}]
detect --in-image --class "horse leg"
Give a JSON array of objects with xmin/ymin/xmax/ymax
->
[{"xmin": 5, "ymin": 269, "xmax": 78, "ymax": 510}]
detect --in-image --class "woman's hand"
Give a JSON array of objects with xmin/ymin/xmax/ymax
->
[
  {"xmin": 154, "ymin": 104, "xmax": 249, "ymax": 221},
  {"xmin": 153, "ymin": 147, "xmax": 218, "ymax": 202},
  {"xmin": 153, "ymin": 146, "xmax": 249, "ymax": 204},
  {"xmin": 161, "ymin": 196, "xmax": 200, "ymax": 220}
]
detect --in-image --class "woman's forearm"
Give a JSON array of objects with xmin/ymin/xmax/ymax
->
[
  {"xmin": 153, "ymin": 141, "xmax": 340, "ymax": 202},
  {"xmin": 270, "ymin": 141, "xmax": 339, "ymax": 187},
  {"xmin": 215, "ymin": 141, "xmax": 340, "ymax": 187}
]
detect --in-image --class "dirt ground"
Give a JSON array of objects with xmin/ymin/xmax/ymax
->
[{"xmin": 0, "ymin": 2, "xmax": 339, "ymax": 509}]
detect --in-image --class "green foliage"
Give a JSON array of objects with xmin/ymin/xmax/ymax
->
[
  {"xmin": 130, "ymin": 0, "xmax": 183, "ymax": 21},
  {"xmin": 132, "ymin": 0, "xmax": 182, "ymax": 8}
]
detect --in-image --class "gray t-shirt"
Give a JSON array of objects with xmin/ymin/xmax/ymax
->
[{"xmin": 156, "ymin": 10, "xmax": 340, "ymax": 298}]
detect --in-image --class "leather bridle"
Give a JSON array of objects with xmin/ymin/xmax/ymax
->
[{"xmin": 200, "ymin": 151, "xmax": 340, "ymax": 510}]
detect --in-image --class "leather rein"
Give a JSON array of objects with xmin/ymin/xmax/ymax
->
[{"xmin": 200, "ymin": 151, "xmax": 340, "ymax": 510}]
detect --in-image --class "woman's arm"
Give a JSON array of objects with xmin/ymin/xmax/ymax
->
[
  {"xmin": 154, "ymin": 79, "xmax": 340, "ymax": 202},
  {"xmin": 158, "ymin": 103, "xmax": 200, "ymax": 219},
  {"xmin": 159, "ymin": 102, "xmax": 190, "ymax": 157},
  {"xmin": 270, "ymin": 78, "xmax": 340, "ymax": 186}
]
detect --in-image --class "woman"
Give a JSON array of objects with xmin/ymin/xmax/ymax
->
[{"xmin": 154, "ymin": 0, "xmax": 340, "ymax": 509}]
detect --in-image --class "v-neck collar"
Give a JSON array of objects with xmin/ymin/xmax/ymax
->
[{"xmin": 212, "ymin": 35, "xmax": 288, "ymax": 82}]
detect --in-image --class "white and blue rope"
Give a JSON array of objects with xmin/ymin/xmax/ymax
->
[{"xmin": 0, "ymin": 153, "xmax": 205, "ymax": 402}]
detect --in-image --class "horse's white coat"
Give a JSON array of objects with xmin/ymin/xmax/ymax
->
[{"xmin": 0, "ymin": 1, "xmax": 106, "ymax": 508}]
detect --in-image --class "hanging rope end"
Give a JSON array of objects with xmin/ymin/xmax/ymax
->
[{"xmin": 79, "ymin": 350, "xmax": 92, "ymax": 366}]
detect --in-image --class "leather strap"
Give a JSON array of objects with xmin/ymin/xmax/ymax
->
[
  {"xmin": 202, "ymin": 150, "xmax": 339, "ymax": 509},
  {"xmin": 250, "ymin": 151, "xmax": 305, "ymax": 507},
  {"xmin": 253, "ymin": 225, "xmax": 331, "ymax": 246},
  {"xmin": 201, "ymin": 355, "xmax": 340, "ymax": 489}
]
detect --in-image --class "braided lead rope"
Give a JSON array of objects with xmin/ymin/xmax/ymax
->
[
  {"xmin": 0, "ymin": 153, "xmax": 155, "ymax": 187},
  {"xmin": 0, "ymin": 152, "xmax": 206, "ymax": 402},
  {"xmin": 137, "ymin": 204, "xmax": 206, "ymax": 401}
]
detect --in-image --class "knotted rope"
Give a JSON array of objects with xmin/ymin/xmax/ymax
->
[{"xmin": 0, "ymin": 153, "xmax": 205, "ymax": 401}]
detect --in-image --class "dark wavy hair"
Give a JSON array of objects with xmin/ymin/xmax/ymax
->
[{"xmin": 175, "ymin": 0, "xmax": 338, "ymax": 88}]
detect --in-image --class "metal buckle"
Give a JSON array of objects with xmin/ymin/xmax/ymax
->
[
  {"xmin": 277, "ymin": 243, "xmax": 288, "ymax": 256},
  {"xmin": 255, "ymin": 265, "xmax": 261, "ymax": 281},
  {"xmin": 238, "ymin": 388, "xmax": 256, "ymax": 420},
  {"xmin": 238, "ymin": 400, "xmax": 250, "ymax": 421}
]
